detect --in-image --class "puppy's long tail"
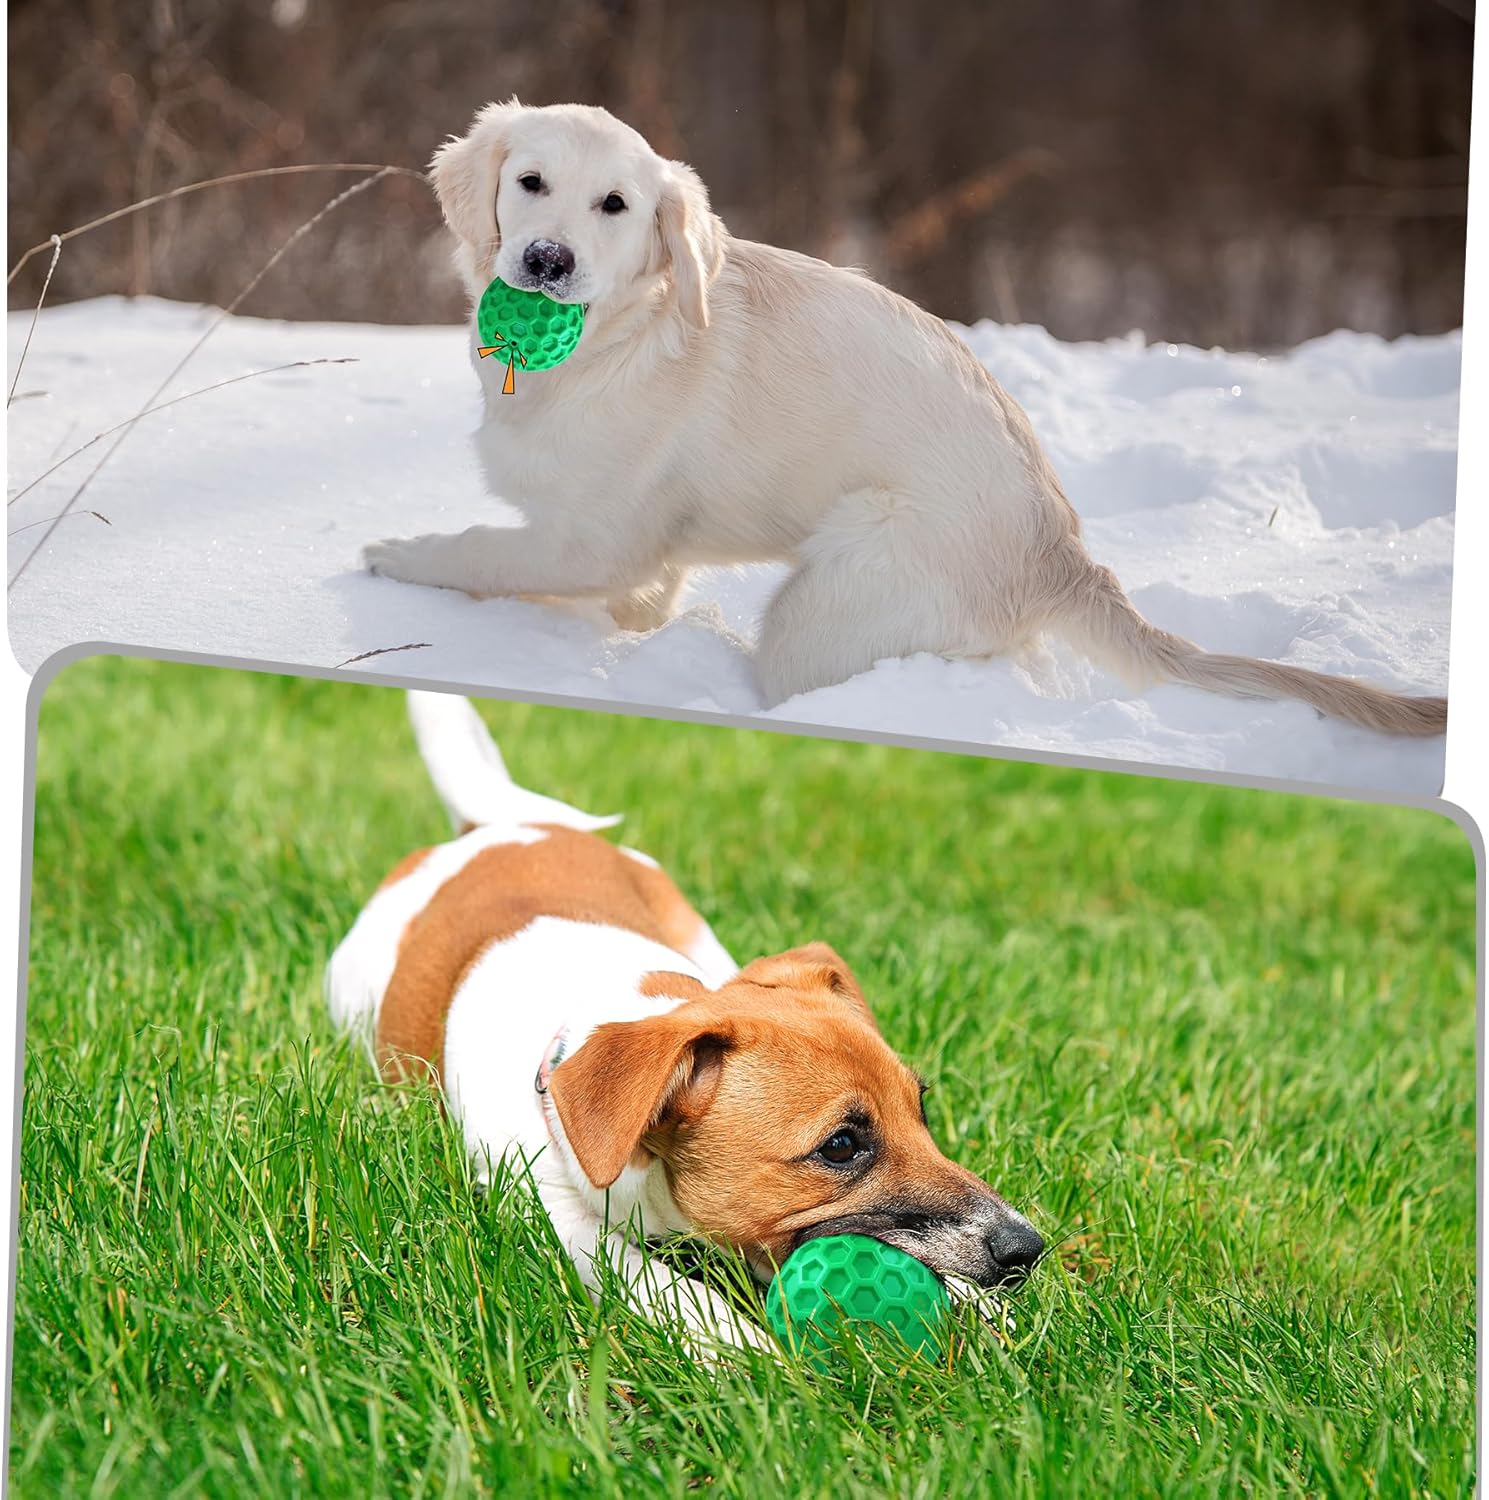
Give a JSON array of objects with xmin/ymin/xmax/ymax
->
[
  {"xmin": 1049, "ymin": 553, "xmax": 1447, "ymax": 737},
  {"xmin": 406, "ymin": 691, "xmax": 622, "ymax": 834}
]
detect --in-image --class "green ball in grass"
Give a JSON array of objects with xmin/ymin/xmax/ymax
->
[
  {"xmin": 765, "ymin": 1233, "xmax": 951, "ymax": 1363},
  {"xmin": 475, "ymin": 276, "xmax": 585, "ymax": 372}
]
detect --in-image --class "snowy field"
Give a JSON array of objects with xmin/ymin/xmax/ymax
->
[{"xmin": 8, "ymin": 296, "xmax": 1456, "ymax": 793}]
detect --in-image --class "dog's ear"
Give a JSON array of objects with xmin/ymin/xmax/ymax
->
[
  {"xmin": 429, "ymin": 97, "xmax": 521, "ymax": 256},
  {"xmin": 734, "ymin": 943, "xmax": 876, "ymax": 1026},
  {"xmin": 651, "ymin": 160, "xmax": 724, "ymax": 329},
  {"xmin": 548, "ymin": 1005, "xmax": 734, "ymax": 1188}
]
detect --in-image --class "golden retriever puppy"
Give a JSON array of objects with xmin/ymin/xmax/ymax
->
[{"xmin": 364, "ymin": 101, "xmax": 1444, "ymax": 737}]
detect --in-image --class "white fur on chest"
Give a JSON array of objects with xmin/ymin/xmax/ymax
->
[
  {"xmin": 464, "ymin": 241, "xmax": 1033, "ymax": 581},
  {"xmin": 442, "ymin": 915, "xmax": 706, "ymax": 1238}
]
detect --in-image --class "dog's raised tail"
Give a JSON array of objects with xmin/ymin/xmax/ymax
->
[
  {"xmin": 1051, "ymin": 555, "xmax": 1447, "ymax": 738},
  {"xmin": 406, "ymin": 690, "xmax": 622, "ymax": 834}
]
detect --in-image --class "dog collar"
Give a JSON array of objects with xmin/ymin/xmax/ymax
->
[
  {"xmin": 535, "ymin": 1025, "xmax": 570, "ymax": 1097},
  {"xmin": 535, "ymin": 1025, "xmax": 570, "ymax": 1151}
]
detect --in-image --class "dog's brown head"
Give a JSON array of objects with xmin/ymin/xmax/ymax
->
[{"xmin": 547, "ymin": 943, "xmax": 1043, "ymax": 1289}]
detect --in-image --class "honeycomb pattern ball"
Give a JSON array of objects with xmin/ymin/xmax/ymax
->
[
  {"xmin": 476, "ymin": 276, "xmax": 585, "ymax": 371},
  {"xmin": 766, "ymin": 1234, "xmax": 950, "ymax": 1363}
]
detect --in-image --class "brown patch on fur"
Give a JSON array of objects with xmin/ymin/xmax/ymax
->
[
  {"xmin": 731, "ymin": 943, "xmax": 877, "ymax": 1028},
  {"xmin": 545, "ymin": 1000, "xmax": 730, "ymax": 1187},
  {"xmin": 638, "ymin": 971, "xmax": 712, "ymax": 1004},
  {"xmin": 374, "ymin": 825, "xmax": 711, "ymax": 1086},
  {"xmin": 627, "ymin": 860, "xmax": 711, "ymax": 959}
]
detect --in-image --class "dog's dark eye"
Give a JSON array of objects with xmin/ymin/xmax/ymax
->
[
  {"xmin": 816, "ymin": 1128, "xmax": 866, "ymax": 1166},
  {"xmin": 600, "ymin": 192, "xmax": 627, "ymax": 215},
  {"xmin": 518, "ymin": 173, "xmax": 544, "ymax": 193}
]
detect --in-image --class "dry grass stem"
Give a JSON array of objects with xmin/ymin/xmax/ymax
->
[
  {"xmin": 8, "ymin": 235, "xmax": 63, "ymax": 406},
  {"xmin": 9, "ymin": 165, "xmax": 408, "ymax": 586},
  {"xmin": 7, "ymin": 163, "xmax": 427, "ymax": 286},
  {"xmin": 7, "ymin": 358, "xmax": 356, "ymax": 514},
  {"xmin": 7, "ymin": 509, "xmax": 111, "ymax": 538},
  {"xmin": 335, "ymin": 642, "xmax": 435, "ymax": 668}
]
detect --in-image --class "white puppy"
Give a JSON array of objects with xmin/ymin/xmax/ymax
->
[{"xmin": 364, "ymin": 100, "xmax": 1444, "ymax": 737}]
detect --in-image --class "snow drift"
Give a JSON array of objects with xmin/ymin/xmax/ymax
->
[{"xmin": 7, "ymin": 297, "xmax": 1456, "ymax": 792}]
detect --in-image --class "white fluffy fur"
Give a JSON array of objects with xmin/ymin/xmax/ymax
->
[
  {"xmin": 406, "ymin": 689, "xmax": 622, "ymax": 835},
  {"xmin": 365, "ymin": 103, "xmax": 1444, "ymax": 737}
]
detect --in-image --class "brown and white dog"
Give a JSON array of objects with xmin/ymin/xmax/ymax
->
[{"xmin": 327, "ymin": 690, "xmax": 1043, "ymax": 1350}]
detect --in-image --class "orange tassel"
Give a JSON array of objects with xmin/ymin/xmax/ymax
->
[{"xmin": 476, "ymin": 335, "xmax": 525, "ymax": 394}]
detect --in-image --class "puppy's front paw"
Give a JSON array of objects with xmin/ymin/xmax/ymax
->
[{"xmin": 363, "ymin": 534, "xmax": 439, "ymax": 585}]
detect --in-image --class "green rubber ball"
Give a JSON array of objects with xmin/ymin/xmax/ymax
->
[
  {"xmin": 765, "ymin": 1234, "xmax": 950, "ymax": 1363},
  {"xmin": 476, "ymin": 276, "xmax": 584, "ymax": 371}
]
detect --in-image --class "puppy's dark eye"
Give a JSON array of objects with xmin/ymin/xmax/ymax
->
[
  {"xmin": 816, "ymin": 1128, "xmax": 866, "ymax": 1166},
  {"xmin": 600, "ymin": 192, "xmax": 627, "ymax": 215},
  {"xmin": 518, "ymin": 173, "xmax": 544, "ymax": 193}
]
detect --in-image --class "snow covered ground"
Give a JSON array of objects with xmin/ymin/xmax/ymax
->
[{"xmin": 8, "ymin": 296, "xmax": 1456, "ymax": 793}]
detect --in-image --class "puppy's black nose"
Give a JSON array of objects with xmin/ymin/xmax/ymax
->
[
  {"xmin": 986, "ymin": 1216, "xmax": 1044, "ymax": 1279},
  {"xmin": 522, "ymin": 238, "xmax": 576, "ymax": 284}
]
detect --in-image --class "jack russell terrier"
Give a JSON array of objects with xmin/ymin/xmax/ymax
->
[{"xmin": 327, "ymin": 691, "xmax": 1043, "ymax": 1350}]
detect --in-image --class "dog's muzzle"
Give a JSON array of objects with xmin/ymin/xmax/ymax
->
[
  {"xmin": 981, "ymin": 1211, "xmax": 1045, "ymax": 1284},
  {"xmin": 793, "ymin": 1196, "xmax": 1045, "ymax": 1289},
  {"xmin": 519, "ymin": 237, "xmax": 577, "ymax": 294}
]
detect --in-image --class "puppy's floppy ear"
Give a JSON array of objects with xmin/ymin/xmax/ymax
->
[
  {"xmin": 429, "ymin": 97, "xmax": 522, "ymax": 255},
  {"xmin": 548, "ymin": 1004, "xmax": 734, "ymax": 1188},
  {"xmin": 651, "ymin": 159, "xmax": 725, "ymax": 329},
  {"xmin": 734, "ymin": 943, "xmax": 876, "ymax": 1026}
]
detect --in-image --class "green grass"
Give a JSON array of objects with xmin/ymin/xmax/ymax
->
[{"xmin": 12, "ymin": 653, "xmax": 1477, "ymax": 1498}]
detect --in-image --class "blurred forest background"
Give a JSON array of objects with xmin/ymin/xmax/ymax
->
[{"xmin": 7, "ymin": 0, "xmax": 1476, "ymax": 349}]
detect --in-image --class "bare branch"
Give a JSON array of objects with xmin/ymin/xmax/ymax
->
[{"xmin": 887, "ymin": 150, "xmax": 1060, "ymax": 268}]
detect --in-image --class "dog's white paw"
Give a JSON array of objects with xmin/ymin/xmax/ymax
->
[
  {"xmin": 944, "ymin": 1276, "xmax": 1018, "ymax": 1338},
  {"xmin": 365, "ymin": 534, "xmax": 419, "ymax": 579},
  {"xmin": 684, "ymin": 1315, "xmax": 779, "ymax": 1368},
  {"xmin": 362, "ymin": 534, "xmax": 431, "ymax": 583}
]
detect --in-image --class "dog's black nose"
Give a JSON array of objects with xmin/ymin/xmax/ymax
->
[
  {"xmin": 986, "ymin": 1216, "xmax": 1044, "ymax": 1279},
  {"xmin": 522, "ymin": 238, "xmax": 576, "ymax": 284}
]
